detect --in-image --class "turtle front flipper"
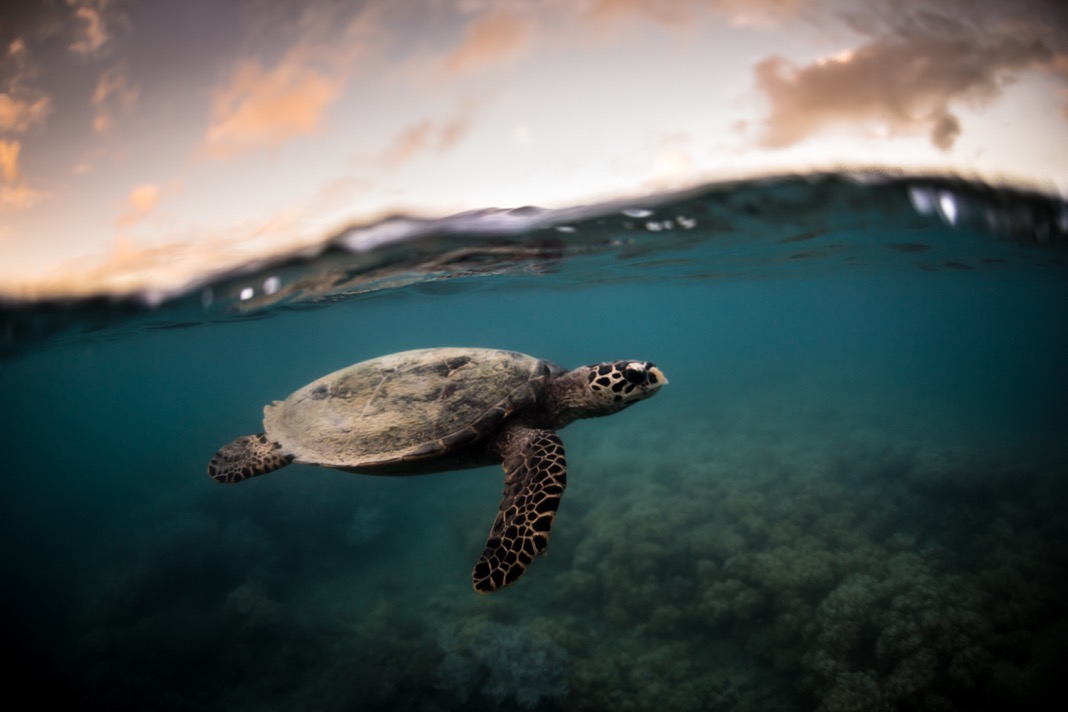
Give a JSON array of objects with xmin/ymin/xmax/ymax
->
[
  {"xmin": 472, "ymin": 428, "xmax": 567, "ymax": 593},
  {"xmin": 207, "ymin": 433, "xmax": 293, "ymax": 484}
]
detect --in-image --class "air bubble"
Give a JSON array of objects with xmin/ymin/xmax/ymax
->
[
  {"xmin": 937, "ymin": 191, "xmax": 958, "ymax": 226},
  {"xmin": 908, "ymin": 186, "xmax": 936, "ymax": 215}
]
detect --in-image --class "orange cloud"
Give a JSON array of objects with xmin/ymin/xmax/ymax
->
[
  {"xmin": 0, "ymin": 139, "xmax": 46, "ymax": 210},
  {"xmin": 199, "ymin": 3, "xmax": 383, "ymax": 160},
  {"xmin": 2, "ymin": 38, "xmax": 52, "ymax": 132},
  {"xmin": 0, "ymin": 185, "xmax": 43, "ymax": 210},
  {"xmin": 754, "ymin": 33, "xmax": 1052, "ymax": 151},
  {"xmin": 583, "ymin": 0, "xmax": 703, "ymax": 29},
  {"xmin": 202, "ymin": 58, "xmax": 343, "ymax": 160},
  {"xmin": 91, "ymin": 64, "xmax": 137, "ymax": 134},
  {"xmin": 375, "ymin": 114, "xmax": 474, "ymax": 168},
  {"xmin": 580, "ymin": 0, "xmax": 826, "ymax": 34},
  {"xmin": 430, "ymin": 0, "xmax": 820, "ymax": 77},
  {"xmin": 67, "ymin": 0, "xmax": 113, "ymax": 56},
  {"xmin": 0, "ymin": 139, "xmax": 23, "ymax": 183},
  {"xmin": 118, "ymin": 182, "xmax": 160, "ymax": 226},
  {"xmin": 0, "ymin": 92, "xmax": 51, "ymax": 132},
  {"xmin": 443, "ymin": 11, "xmax": 537, "ymax": 74}
]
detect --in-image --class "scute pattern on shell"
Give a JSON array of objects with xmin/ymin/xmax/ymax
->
[{"xmin": 264, "ymin": 348, "xmax": 552, "ymax": 468}]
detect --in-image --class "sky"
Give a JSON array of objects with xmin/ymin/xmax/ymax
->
[{"xmin": 1, "ymin": 0, "xmax": 1067, "ymax": 299}]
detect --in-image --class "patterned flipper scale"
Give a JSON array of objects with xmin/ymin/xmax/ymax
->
[
  {"xmin": 207, "ymin": 433, "xmax": 293, "ymax": 483},
  {"xmin": 472, "ymin": 428, "xmax": 567, "ymax": 593}
]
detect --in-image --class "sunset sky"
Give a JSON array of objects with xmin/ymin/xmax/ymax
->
[{"xmin": 2, "ymin": 0, "xmax": 1067, "ymax": 298}]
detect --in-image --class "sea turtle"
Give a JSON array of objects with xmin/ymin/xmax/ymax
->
[{"xmin": 207, "ymin": 347, "xmax": 667, "ymax": 592}]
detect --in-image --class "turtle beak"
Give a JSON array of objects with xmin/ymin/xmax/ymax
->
[{"xmin": 648, "ymin": 366, "xmax": 668, "ymax": 386}]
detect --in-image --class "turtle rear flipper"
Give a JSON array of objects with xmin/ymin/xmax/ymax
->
[
  {"xmin": 208, "ymin": 433, "xmax": 293, "ymax": 484},
  {"xmin": 472, "ymin": 428, "xmax": 567, "ymax": 593}
]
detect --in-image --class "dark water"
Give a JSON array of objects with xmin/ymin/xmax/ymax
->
[{"xmin": 3, "ymin": 174, "xmax": 1067, "ymax": 711}]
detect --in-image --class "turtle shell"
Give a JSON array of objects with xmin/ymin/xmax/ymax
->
[{"xmin": 263, "ymin": 347, "xmax": 559, "ymax": 469}]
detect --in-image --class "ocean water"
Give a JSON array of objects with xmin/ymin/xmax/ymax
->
[{"xmin": 2, "ymin": 173, "xmax": 1067, "ymax": 711}]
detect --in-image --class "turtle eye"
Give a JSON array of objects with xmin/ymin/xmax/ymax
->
[{"xmin": 623, "ymin": 364, "xmax": 646, "ymax": 384}]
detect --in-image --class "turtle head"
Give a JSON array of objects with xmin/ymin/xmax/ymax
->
[{"xmin": 574, "ymin": 360, "xmax": 668, "ymax": 416}]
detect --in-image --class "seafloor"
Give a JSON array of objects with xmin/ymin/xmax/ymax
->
[{"xmin": 38, "ymin": 387, "xmax": 1066, "ymax": 711}]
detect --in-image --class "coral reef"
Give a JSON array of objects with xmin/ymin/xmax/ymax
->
[
  {"xmin": 539, "ymin": 406, "xmax": 1068, "ymax": 711},
  {"xmin": 54, "ymin": 402, "xmax": 1068, "ymax": 711},
  {"xmin": 436, "ymin": 620, "xmax": 569, "ymax": 709},
  {"xmin": 225, "ymin": 579, "xmax": 282, "ymax": 628}
]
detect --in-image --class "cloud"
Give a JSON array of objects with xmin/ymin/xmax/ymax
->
[
  {"xmin": 1, "ymin": 38, "xmax": 52, "ymax": 132},
  {"xmin": 0, "ymin": 184, "xmax": 42, "ymax": 210},
  {"xmin": 91, "ymin": 64, "xmax": 137, "ymax": 133},
  {"xmin": 359, "ymin": 94, "xmax": 489, "ymax": 168},
  {"xmin": 201, "ymin": 57, "xmax": 343, "ymax": 160},
  {"xmin": 0, "ymin": 91, "xmax": 50, "ymax": 132},
  {"xmin": 442, "ymin": 10, "xmax": 537, "ymax": 74},
  {"xmin": 838, "ymin": 0, "xmax": 1068, "ymax": 46},
  {"xmin": 375, "ymin": 114, "xmax": 475, "ymax": 168},
  {"xmin": 753, "ymin": 33, "xmax": 1052, "ymax": 151},
  {"xmin": 199, "ymin": 5, "xmax": 381, "ymax": 160},
  {"xmin": 1, "ymin": 29, "xmax": 51, "ymax": 202},
  {"xmin": 429, "ymin": 0, "xmax": 823, "ymax": 77},
  {"xmin": 67, "ymin": 0, "xmax": 114, "ymax": 56},
  {"xmin": 0, "ymin": 139, "xmax": 22, "ymax": 183},
  {"xmin": 118, "ymin": 182, "xmax": 161, "ymax": 226},
  {"xmin": 433, "ymin": 1, "xmax": 1064, "ymax": 151},
  {"xmin": 584, "ymin": 0, "xmax": 699, "ymax": 26},
  {"xmin": 929, "ymin": 112, "xmax": 960, "ymax": 151},
  {"xmin": 583, "ymin": 0, "xmax": 782, "ymax": 30},
  {"xmin": 0, "ymin": 139, "xmax": 46, "ymax": 210}
]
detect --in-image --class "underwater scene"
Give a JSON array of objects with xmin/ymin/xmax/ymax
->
[{"xmin": 2, "ymin": 174, "xmax": 1068, "ymax": 711}]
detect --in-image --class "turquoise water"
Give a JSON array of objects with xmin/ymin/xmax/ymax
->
[{"xmin": 2, "ymin": 174, "xmax": 1067, "ymax": 710}]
